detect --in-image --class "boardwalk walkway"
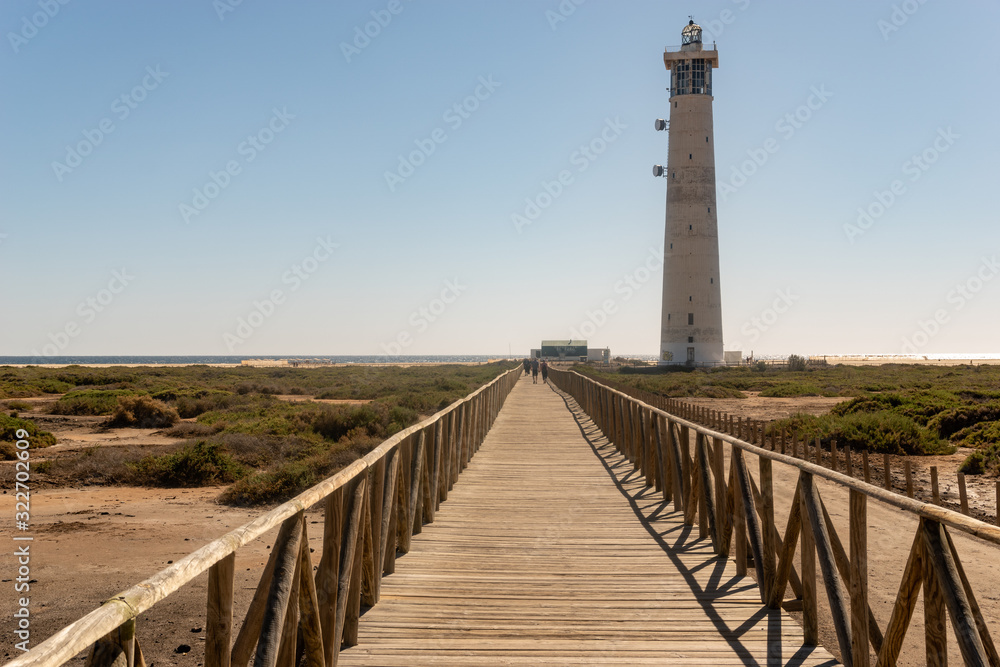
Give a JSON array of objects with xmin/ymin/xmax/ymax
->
[{"xmin": 339, "ymin": 377, "xmax": 839, "ymax": 665}]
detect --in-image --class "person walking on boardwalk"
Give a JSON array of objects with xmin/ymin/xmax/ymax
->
[
  {"xmin": 531, "ymin": 357, "xmax": 539, "ymax": 384},
  {"xmin": 522, "ymin": 358, "xmax": 530, "ymax": 376},
  {"xmin": 540, "ymin": 360, "xmax": 549, "ymax": 383}
]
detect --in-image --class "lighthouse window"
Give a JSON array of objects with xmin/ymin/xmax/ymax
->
[
  {"xmin": 706, "ymin": 137, "xmax": 709, "ymax": 142},
  {"xmin": 688, "ymin": 296, "xmax": 692, "ymax": 301},
  {"xmin": 688, "ymin": 224, "xmax": 692, "ymax": 230},
  {"xmin": 688, "ymin": 313, "xmax": 694, "ymax": 325},
  {"xmin": 670, "ymin": 243, "xmax": 673, "ymax": 249},
  {"xmin": 688, "ymin": 337, "xmax": 694, "ymax": 343},
  {"xmin": 710, "ymin": 278, "xmax": 714, "ymax": 284},
  {"xmin": 708, "ymin": 207, "xmax": 711, "ymax": 213},
  {"xmin": 689, "ymin": 154, "xmax": 692, "ymax": 160}
]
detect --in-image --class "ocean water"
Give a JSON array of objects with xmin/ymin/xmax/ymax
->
[{"xmin": 0, "ymin": 355, "xmax": 519, "ymax": 366}]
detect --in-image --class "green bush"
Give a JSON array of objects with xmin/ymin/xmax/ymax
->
[
  {"xmin": 130, "ymin": 441, "xmax": 248, "ymax": 486},
  {"xmin": 49, "ymin": 390, "xmax": 138, "ymax": 416},
  {"xmin": 766, "ymin": 410, "xmax": 948, "ymax": 455},
  {"xmin": 951, "ymin": 420, "xmax": 1000, "ymax": 449},
  {"xmin": 927, "ymin": 403, "xmax": 1000, "ymax": 439},
  {"xmin": 959, "ymin": 443, "xmax": 1000, "ymax": 476},
  {"xmin": 4, "ymin": 400, "xmax": 33, "ymax": 412},
  {"xmin": 787, "ymin": 354, "xmax": 807, "ymax": 372},
  {"xmin": 104, "ymin": 395, "xmax": 180, "ymax": 428},
  {"xmin": 0, "ymin": 414, "xmax": 57, "ymax": 459},
  {"xmin": 219, "ymin": 461, "xmax": 317, "ymax": 505},
  {"xmin": 759, "ymin": 384, "xmax": 829, "ymax": 398}
]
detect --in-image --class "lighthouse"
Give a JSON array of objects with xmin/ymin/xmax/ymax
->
[{"xmin": 656, "ymin": 20, "xmax": 724, "ymax": 365}]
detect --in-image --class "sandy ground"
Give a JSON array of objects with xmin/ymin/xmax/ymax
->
[{"xmin": 0, "ymin": 487, "xmax": 330, "ymax": 666}]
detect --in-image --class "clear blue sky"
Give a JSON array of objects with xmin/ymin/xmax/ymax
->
[{"xmin": 2, "ymin": 0, "xmax": 998, "ymax": 358}]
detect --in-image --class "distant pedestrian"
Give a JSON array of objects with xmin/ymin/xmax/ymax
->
[
  {"xmin": 531, "ymin": 358, "xmax": 539, "ymax": 384},
  {"xmin": 522, "ymin": 358, "xmax": 530, "ymax": 376},
  {"xmin": 540, "ymin": 360, "xmax": 549, "ymax": 383}
]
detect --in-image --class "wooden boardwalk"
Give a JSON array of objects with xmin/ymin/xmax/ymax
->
[{"xmin": 339, "ymin": 377, "xmax": 839, "ymax": 665}]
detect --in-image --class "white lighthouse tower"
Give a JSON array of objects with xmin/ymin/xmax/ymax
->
[{"xmin": 656, "ymin": 20, "xmax": 723, "ymax": 365}]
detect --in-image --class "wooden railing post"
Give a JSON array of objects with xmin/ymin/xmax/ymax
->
[
  {"xmin": 206, "ymin": 553, "xmax": 235, "ymax": 667},
  {"xmin": 849, "ymin": 490, "xmax": 869, "ymax": 667},
  {"xmin": 800, "ymin": 473, "xmax": 853, "ymax": 665},
  {"xmin": 253, "ymin": 512, "xmax": 303, "ymax": 667},
  {"xmin": 799, "ymin": 475, "xmax": 817, "ymax": 646}
]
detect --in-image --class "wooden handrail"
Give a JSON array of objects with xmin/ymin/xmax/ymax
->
[{"xmin": 9, "ymin": 366, "xmax": 522, "ymax": 667}]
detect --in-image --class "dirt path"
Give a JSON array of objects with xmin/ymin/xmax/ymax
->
[{"xmin": 0, "ymin": 487, "xmax": 328, "ymax": 666}]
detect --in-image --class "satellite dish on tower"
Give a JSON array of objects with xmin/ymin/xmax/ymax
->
[
  {"xmin": 652, "ymin": 165, "xmax": 664, "ymax": 177},
  {"xmin": 654, "ymin": 119, "xmax": 667, "ymax": 131}
]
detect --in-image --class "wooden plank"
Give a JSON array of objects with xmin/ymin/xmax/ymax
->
[
  {"xmin": 876, "ymin": 528, "xmax": 924, "ymax": 666},
  {"xmin": 206, "ymin": 552, "xmax": 235, "ymax": 667},
  {"xmin": 334, "ymin": 378, "xmax": 838, "ymax": 666},
  {"xmin": 317, "ymin": 487, "xmax": 343, "ymax": 667},
  {"xmin": 799, "ymin": 474, "xmax": 818, "ymax": 646},
  {"xmin": 800, "ymin": 473, "xmax": 853, "ymax": 666},
  {"xmin": 959, "ymin": 473, "xmax": 970, "ymax": 515},
  {"xmin": 253, "ymin": 513, "xmax": 303, "ymax": 667},
  {"xmin": 922, "ymin": 519, "xmax": 989, "ymax": 667},
  {"xmin": 758, "ymin": 456, "xmax": 777, "ymax": 602},
  {"xmin": 231, "ymin": 529, "xmax": 282, "ymax": 667},
  {"xmin": 733, "ymin": 449, "xmax": 747, "ymax": 578},
  {"xmin": 768, "ymin": 478, "xmax": 801, "ymax": 609},
  {"xmin": 943, "ymin": 527, "xmax": 1000, "ymax": 666},
  {"xmin": 923, "ymin": 538, "xmax": 948, "ymax": 667},
  {"xmin": 297, "ymin": 522, "xmax": 327, "ymax": 667},
  {"xmin": 849, "ymin": 490, "xmax": 870, "ymax": 667}
]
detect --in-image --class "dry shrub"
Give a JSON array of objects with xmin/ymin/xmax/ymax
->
[{"xmin": 104, "ymin": 395, "xmax": 180, "ymax": 428}]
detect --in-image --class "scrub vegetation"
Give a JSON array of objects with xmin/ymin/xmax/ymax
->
[
  {"xmin": 579, "ymin": 362, "xmax": 1000, "ymax": 464},
  {"xmin": 0, "ymin": 363, "xmax": 513, "ymax": 504}
]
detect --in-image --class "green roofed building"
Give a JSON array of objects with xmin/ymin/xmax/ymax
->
[{"xmin": 540, "ymin": 340, "xmax": 588, "ymax": 359}]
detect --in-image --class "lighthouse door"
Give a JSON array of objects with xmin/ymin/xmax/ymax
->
[{"xmin": 686, "ymin": 347, "xmax": 695, "ymax": 364}]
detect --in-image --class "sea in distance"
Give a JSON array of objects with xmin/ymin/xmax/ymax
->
[
  {"xmin": 0, "ymin": 355, "xmax": 512, "ymax": 366},
  {"xmin": 0, "ymin": 355, "xmax": 657, "ymax": 366}
]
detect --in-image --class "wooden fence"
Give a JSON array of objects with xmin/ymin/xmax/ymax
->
[
  {"xmin": 584, "ymin": 369, "xmax": 1000, "ymax": 524},
  {"xmin": 9, "ymin": 366, "xmax": 522, "ymax": 667},
  {"xmin": 549, "ymin": 368, "xmax": 1000, "ymax": 667}
]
